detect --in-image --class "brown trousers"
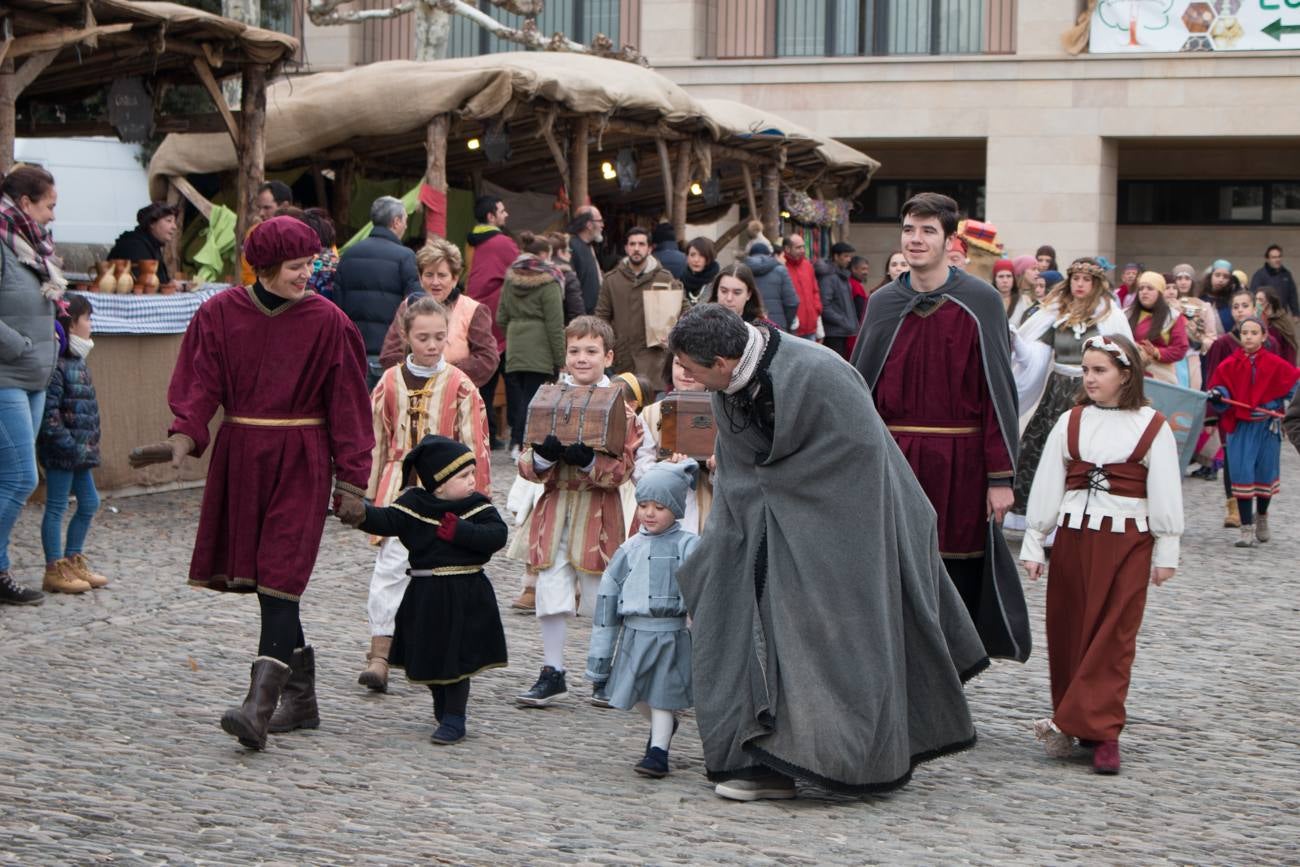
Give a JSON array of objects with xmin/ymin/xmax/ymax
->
[{"xmin": 1047, "ymin": 517, "xmax": 1153, "ymax": 741}]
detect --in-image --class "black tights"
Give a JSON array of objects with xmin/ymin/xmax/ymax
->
[
  {"xmin": 258, "ymin": 593, "xmax": 305, "ymax": 664},
  {"xmin": 430, "ymin": 679, "xmax": 471, "ymax": 720},
  {"xmin": 1236, "ymin": 496, "xmax": 1271, "ymax": 526}
]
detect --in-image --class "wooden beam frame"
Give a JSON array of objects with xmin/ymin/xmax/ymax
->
[
  {"xmin": 655, "ymin": 137, "xmax": 673, "ymax": 222},
  {"xmin": 740, "ymin": 162, "xmax": 758, "ymax": 220},
  {"xmin": 424, "ymin": 113, "xmax": 449, "ymax": 239},
  {"xmin": 234, "ymin": 64, "xmax": 267, "ymax": 249},
  {"xmin": 191, "ymin": 56, "xmax": 239, "ymax": 146},
  {"xmin": 7, "ymin": 23, "xmax": 133, "ymax": 58},
  {"xmin": 170, "ymin": 175, "xmax": 214, "ymax": 219},
  {"xmin": 570, "ymin": 115, "xmax": 589, "ymax": 214},
  {"xmin": 672, "ymin": 141, "xmax": 692, "ymax": 242}
]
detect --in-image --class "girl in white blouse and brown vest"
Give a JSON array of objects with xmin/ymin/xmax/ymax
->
[{"xmin": 1020, "ymin": 334, "xmax": 1183, "ymax": 776}]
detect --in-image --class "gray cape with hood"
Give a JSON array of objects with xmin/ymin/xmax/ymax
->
[
  {"xmin": 850, "ymin": 268, "xmax": 1031, "ymax": 664},
  {"xmin": 678, "ymin": 328, "xmax": 988, "ymax": 793}
]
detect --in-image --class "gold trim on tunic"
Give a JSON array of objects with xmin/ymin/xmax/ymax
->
[
  {"xmin": 226, "ymin": 415, "xmax": 326, "ymax": 427},
  {"xmin": 407, "ymin": 566, "xmax": 483, "ymax": 577},
  {"xmin": 393, "ymin": 503, "xmax": 441, "ymax": 525},
  {"xmin": 887, "ymin": 424, "xmax": 980, "ymax": 435}
]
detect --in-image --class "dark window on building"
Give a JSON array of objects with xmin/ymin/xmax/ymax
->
[
  {"xmin": 776, "ymin": 0, "xmax": 986, "ymax": 57},
  {"xmin": 1119, "ymin": 180, "xmax": 1300, "ymax": 225},
  {"xmin": 852, "ymin": 179, "xmax": 985, "ymax": 223}
]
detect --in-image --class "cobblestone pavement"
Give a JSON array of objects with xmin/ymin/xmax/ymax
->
[{"xmin": 2, "ymin": 448, "xmax": 1298, "ymax": 865}]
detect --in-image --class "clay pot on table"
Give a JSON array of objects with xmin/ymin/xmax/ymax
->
[
  {"xmin": 112, "ymin": 259, "xmax": 134, "ymax": 294},
  {"xmin": 94, "ymin": 262, "xmax": 115, "ymax": 293},
  {"xmin": 138, "ymin": 260, "xmax": 161, "ymax": 294}
]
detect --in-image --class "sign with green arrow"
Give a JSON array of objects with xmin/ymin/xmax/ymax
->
[
  {"xmin": 1090, "ymin": 2, "xmax": 1300, "ymax": 53},
  {"xmin": 1262, "ymin": 18, "xmax": 1300, "ymax": 41}
]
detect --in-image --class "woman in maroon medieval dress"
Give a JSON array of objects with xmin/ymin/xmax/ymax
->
[{"xmin": 130, "ymin": 216, "xmax": 373, "ymax": 751}]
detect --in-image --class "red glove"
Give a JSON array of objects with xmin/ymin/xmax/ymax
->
[{"xmin": 436, "ymin": 511, "xmax": 459, "ymax": 542}]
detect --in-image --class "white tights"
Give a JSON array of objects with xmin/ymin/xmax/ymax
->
[
  {"xmin": 539, "ymin": 614, "xmax": 568, "ymax": 670},
  {"xmin": 636, "ymin": 703, "xmax": 677, "ymax": 750}
]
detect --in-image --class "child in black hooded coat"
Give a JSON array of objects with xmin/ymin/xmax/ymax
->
[{"xmin": 347, "ymin": 435, "xmax": 508, "ymax": 744}]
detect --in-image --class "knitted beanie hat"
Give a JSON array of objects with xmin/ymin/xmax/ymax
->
[{"xmin": 635, "ymin": 458, "xmax": 699, "ymax": 519}]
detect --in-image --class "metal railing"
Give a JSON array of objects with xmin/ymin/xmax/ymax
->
[{"xmin": 709, "ymin": 0, "xmax": 1016, "ymax": 59}]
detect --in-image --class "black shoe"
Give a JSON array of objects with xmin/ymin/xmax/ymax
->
[
  {"xmin": 634, "ymin": 746, "xmax": 670, "ymax": 778},
  {"xmin": 490, "ymin": 438, "xmax": 505, "ymax": 451},
  {"xmin": 1191, "ymin": 465, "xmax": 1218, "ymax": 480},
  {"xmin": 516, "ymin": 666, "xmax": 568, "ymax": 707},
  {"xmin": 0, "ymin": 570, "xmax": 44, "ymax": 606},
  {"xmin": 430, "ymin": 714, "xmax": 466, "ymax": 745},
  {"xmin": 590, "ymin": 681, "xmax": 612, "ymax": 708}
]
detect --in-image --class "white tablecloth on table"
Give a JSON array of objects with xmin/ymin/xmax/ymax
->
[{"xmin": 70, "ymin": 285, "xmax": 232, "ymax": 335}]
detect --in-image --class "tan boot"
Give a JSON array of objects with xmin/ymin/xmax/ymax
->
[
  {"xmin": 357, "ymin": 635, "xmax": 391, "ymax": 692},
  {"xmin": 1223, "ymin": 499, "xmax": 1241, "ymax": 528},
  {"xmin": 42, "ymin": 560, "xmax": 91, "ymax": 594},
  {"xmin": 66, "ymin": 554, "xmax": 109, "ymax": 588},
  {"xmin": 511, "ymin": 586, "xmax": 536, "ymax": 612}
]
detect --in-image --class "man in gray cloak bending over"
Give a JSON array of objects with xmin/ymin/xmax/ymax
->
[{"xmin": 670, "ymin": 304, "xmax": 988, "ymax": 801}]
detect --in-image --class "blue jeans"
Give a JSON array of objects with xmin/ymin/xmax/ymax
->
[
  {"xmin": 0, "ymin": 387, "xmax": 45, "ymax": 571},
  {"xmin": 41, "ymin": 467, "xmax": 100, "ymax": 563}
]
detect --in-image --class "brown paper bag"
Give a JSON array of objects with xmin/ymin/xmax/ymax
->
[{"xmin": 643, "ymin": 284, "xmax": 684, "ymax": 348}]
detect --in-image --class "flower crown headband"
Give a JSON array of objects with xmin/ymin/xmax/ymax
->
[
  {"xmin": 1067, "ymin": 260, "xmax": 1107, "ymax": 281},
  {"xmin": 1083, "ymin": 335, "xmax": 1131, "ymax": 367}
]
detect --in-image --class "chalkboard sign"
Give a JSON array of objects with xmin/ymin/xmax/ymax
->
[{"xmin": 107, "ymin": 77, "xmax": 154, "ymax": 143}]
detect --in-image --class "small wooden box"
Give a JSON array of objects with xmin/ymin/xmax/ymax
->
[
  {"xmin": 657, "ymin": 392, "xmax": 717, "ymax": 460},
  {"xmin": 524, "ymin": 384, "xmax": 627, "ymax": 456}
]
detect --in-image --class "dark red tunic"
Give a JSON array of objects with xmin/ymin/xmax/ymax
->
[
  {"xmin": 168, "ymin": 286, "xmax": 373, "ymax": 600},
  {"xmin": 871, "ymin": 299, "xmax": 1013, "ymax": 557}
]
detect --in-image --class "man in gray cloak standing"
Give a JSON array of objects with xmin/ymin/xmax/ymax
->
[{"xmin": 669, "ymin": 304, "xmax": 988, "ymax": 802}]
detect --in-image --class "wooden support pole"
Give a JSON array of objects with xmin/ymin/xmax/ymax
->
[
  {"xmin": 164, "ymin": 180, "xmax": 184, "ymax": 280},
  {"xmin": 540, "ymin": 123, "xmax": 569, "ymax": 198},
  {"xmin": 0, "ymin": 58, "xmax": 15, "ymax": 175},
  {"xmin": 191, "ymin": 56, "xmax": 240, "ymax": 146},
  {"xmin": 234, "ymin": 64, "xmax": 267, "ymax": 251},
  {"xmin": 672, "ymin": 141, "xmax": 692, "ymax": 243},
  {"xmin": 740, "ymin": 162, "xmax": 758, "ymax": 220},
  {"xmin": 570, "ymin": 115, "xmax": 589, "ymax": 215},
  {"xmin": 170, "ymin": 175, "xmax": 214, "ymax": 218},
  {"xmin": 655, "ymin": 137, "xmax": 673, "ymax": 222},
  {"xmin": 424, "ymin": 113, "xmax": 448, "ymax": 240},
  {"xmin": 761, "ymin": 161, "xmax": 780, "ymax": 244},
  {"xmin": 332, "ymin": 158, "xmax": 355, "ymax": 231}
]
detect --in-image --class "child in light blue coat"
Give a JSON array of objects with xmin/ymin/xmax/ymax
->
[{"xmin": 586, "ymin": 458, "xmax": 700, "ymax": 778}]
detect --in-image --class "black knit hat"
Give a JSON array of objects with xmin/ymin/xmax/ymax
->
[
  {"xmin": 651, "ymin": 222, "xmax": 677, "ymax": 245},
  {"xmin": 402, "ymin": 435, "xmax": 475, "ymax": 490}
]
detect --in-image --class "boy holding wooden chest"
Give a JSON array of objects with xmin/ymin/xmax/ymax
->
[{"xmin": 515, "ymin": 316, "xmax": 642, "ymax": 707}]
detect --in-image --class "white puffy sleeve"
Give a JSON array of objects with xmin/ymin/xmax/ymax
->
[
  {"xmin": 1145, "ymin": 420, "xmax": 1185, "ymax": 569},
  {"xmin": 633, "ymin": 406, "xmax": 660, "ymax": 482},
  {"xmin": 1019, "ymin": 411, "xmax": 1070, "ymax": 564}
]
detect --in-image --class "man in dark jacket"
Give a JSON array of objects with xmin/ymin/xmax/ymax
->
[
  {"xmin": 108, "ymin": 202, "xmax": 180, "ymax": 285},
  {"xmin": 651, "ymin": 222, "xmax": 687, "ymax": 281},
  {"xmin": 333, "ymin": 196, "xmax": 421, "ymax": 386},
  {"xmin": 1250, "ymin": 244, "xmax": 1299, "ymax": 317},
  {"xmin": 568, "ymin": 205, "xmax": 604, "ymax": 314},
  {"xmin": 816, "ymin": 241, "xmax": 858, "ymax": 358}
]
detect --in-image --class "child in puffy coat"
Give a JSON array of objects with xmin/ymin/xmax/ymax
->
[{"xmin": 37, "ymin": 294, "xmax": 107, "ymax": 594}]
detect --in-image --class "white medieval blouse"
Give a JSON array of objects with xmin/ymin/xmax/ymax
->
[{"xmin": 1020, "ymin": 404, "xmax": 1184, "ymax": 570}]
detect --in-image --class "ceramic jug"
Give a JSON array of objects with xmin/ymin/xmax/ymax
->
[
  {"xmin": 95, "ymin": 262, "xmax": 116, "ymax": 293},
  {"xmin": 138, "ymin": 260, "xmax": 161, "ymax": 294},
  {"xmin": 113, "ymin": 259, "xmax": 134, "ymax": 294}
]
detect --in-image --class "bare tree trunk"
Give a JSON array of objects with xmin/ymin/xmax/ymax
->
[{"xmin": 414, "ymin": 1, "xmax": 453, "ymax": 61}]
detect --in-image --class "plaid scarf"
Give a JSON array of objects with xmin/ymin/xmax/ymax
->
[{"xmin": 0, "ymin": 194, "xmax": 66, "ymax": 300}]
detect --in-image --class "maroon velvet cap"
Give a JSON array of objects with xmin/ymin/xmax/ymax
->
[{"xmin": 244, "ymin": 216, "xmax": 321, "ymax": 269}]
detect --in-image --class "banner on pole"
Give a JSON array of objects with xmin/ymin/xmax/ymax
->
[
  {"xmin": 1144, "ymin": 378, "xmax": 1208, "ymax": 470},
  {"xmin": 1090, "ymin": 1, "xmax": 1300, "ymax": 54}
]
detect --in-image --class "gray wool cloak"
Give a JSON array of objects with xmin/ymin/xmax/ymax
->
[
  {"xmin": 679, "ymin": 329, "xmax": 988, "ymax": 794},
  {"xmin": 851, "ymin": 269, "xmax": 1032, "ymax": 664}
]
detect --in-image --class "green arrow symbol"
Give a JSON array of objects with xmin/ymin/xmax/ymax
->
[{"xmin": 1262, "ymin": 18, "xmax": 1300, "ymax": 41}]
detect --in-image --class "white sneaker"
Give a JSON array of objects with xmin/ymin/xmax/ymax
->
[
  {"xmin": 714, "ymin": 773, "xmax": 797, "ymax": 801},
  {"xmin": 509, "ymin": 445, "xmax": 522, "ymax": 462},
  {"xmin": 1033, "ymin": 718, "xmax": 1075, "ymax": 758},
  {"xmin": 1235, "ymin": 526, "xmax": 1256, "ymax": 548}
]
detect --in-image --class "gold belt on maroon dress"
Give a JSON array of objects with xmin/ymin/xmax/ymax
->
[{"xmin": 224, "ymin": 415, "xmax": 326, "ymax": 428}]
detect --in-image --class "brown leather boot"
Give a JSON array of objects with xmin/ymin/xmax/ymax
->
[
  {"xmin": 268, "ymin": 646, "xmax": 320, "ymax": 733},
  {"xmin": 66, "ymin": 554, "xmax": 109, "ymax": 588},
  {"xmin": 220, "ymin": 656, "xmax": 291, "ymax": 750},
  {"xmin": 357, "ymin": 635, "xmax": 391, "ymax": 692},
  {"xmin": 510, "ymin": 586, "xmax": 536, "ymax": 612},
  {"xmin": 1224, "ymin": 499, "xmax": 1241, "ymax": 528},
  {"xmin": 43, "ymin": 560, "xmax": 91, "ymax": 594}
]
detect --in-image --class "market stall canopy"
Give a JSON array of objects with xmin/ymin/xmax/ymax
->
[
  {"xmin": 147, "ymin": 53, "xmax": 876, "ymax": 236},
  {"xmin": 4, "ymin": 0, "xmax": 297, "ymax": 109}
]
